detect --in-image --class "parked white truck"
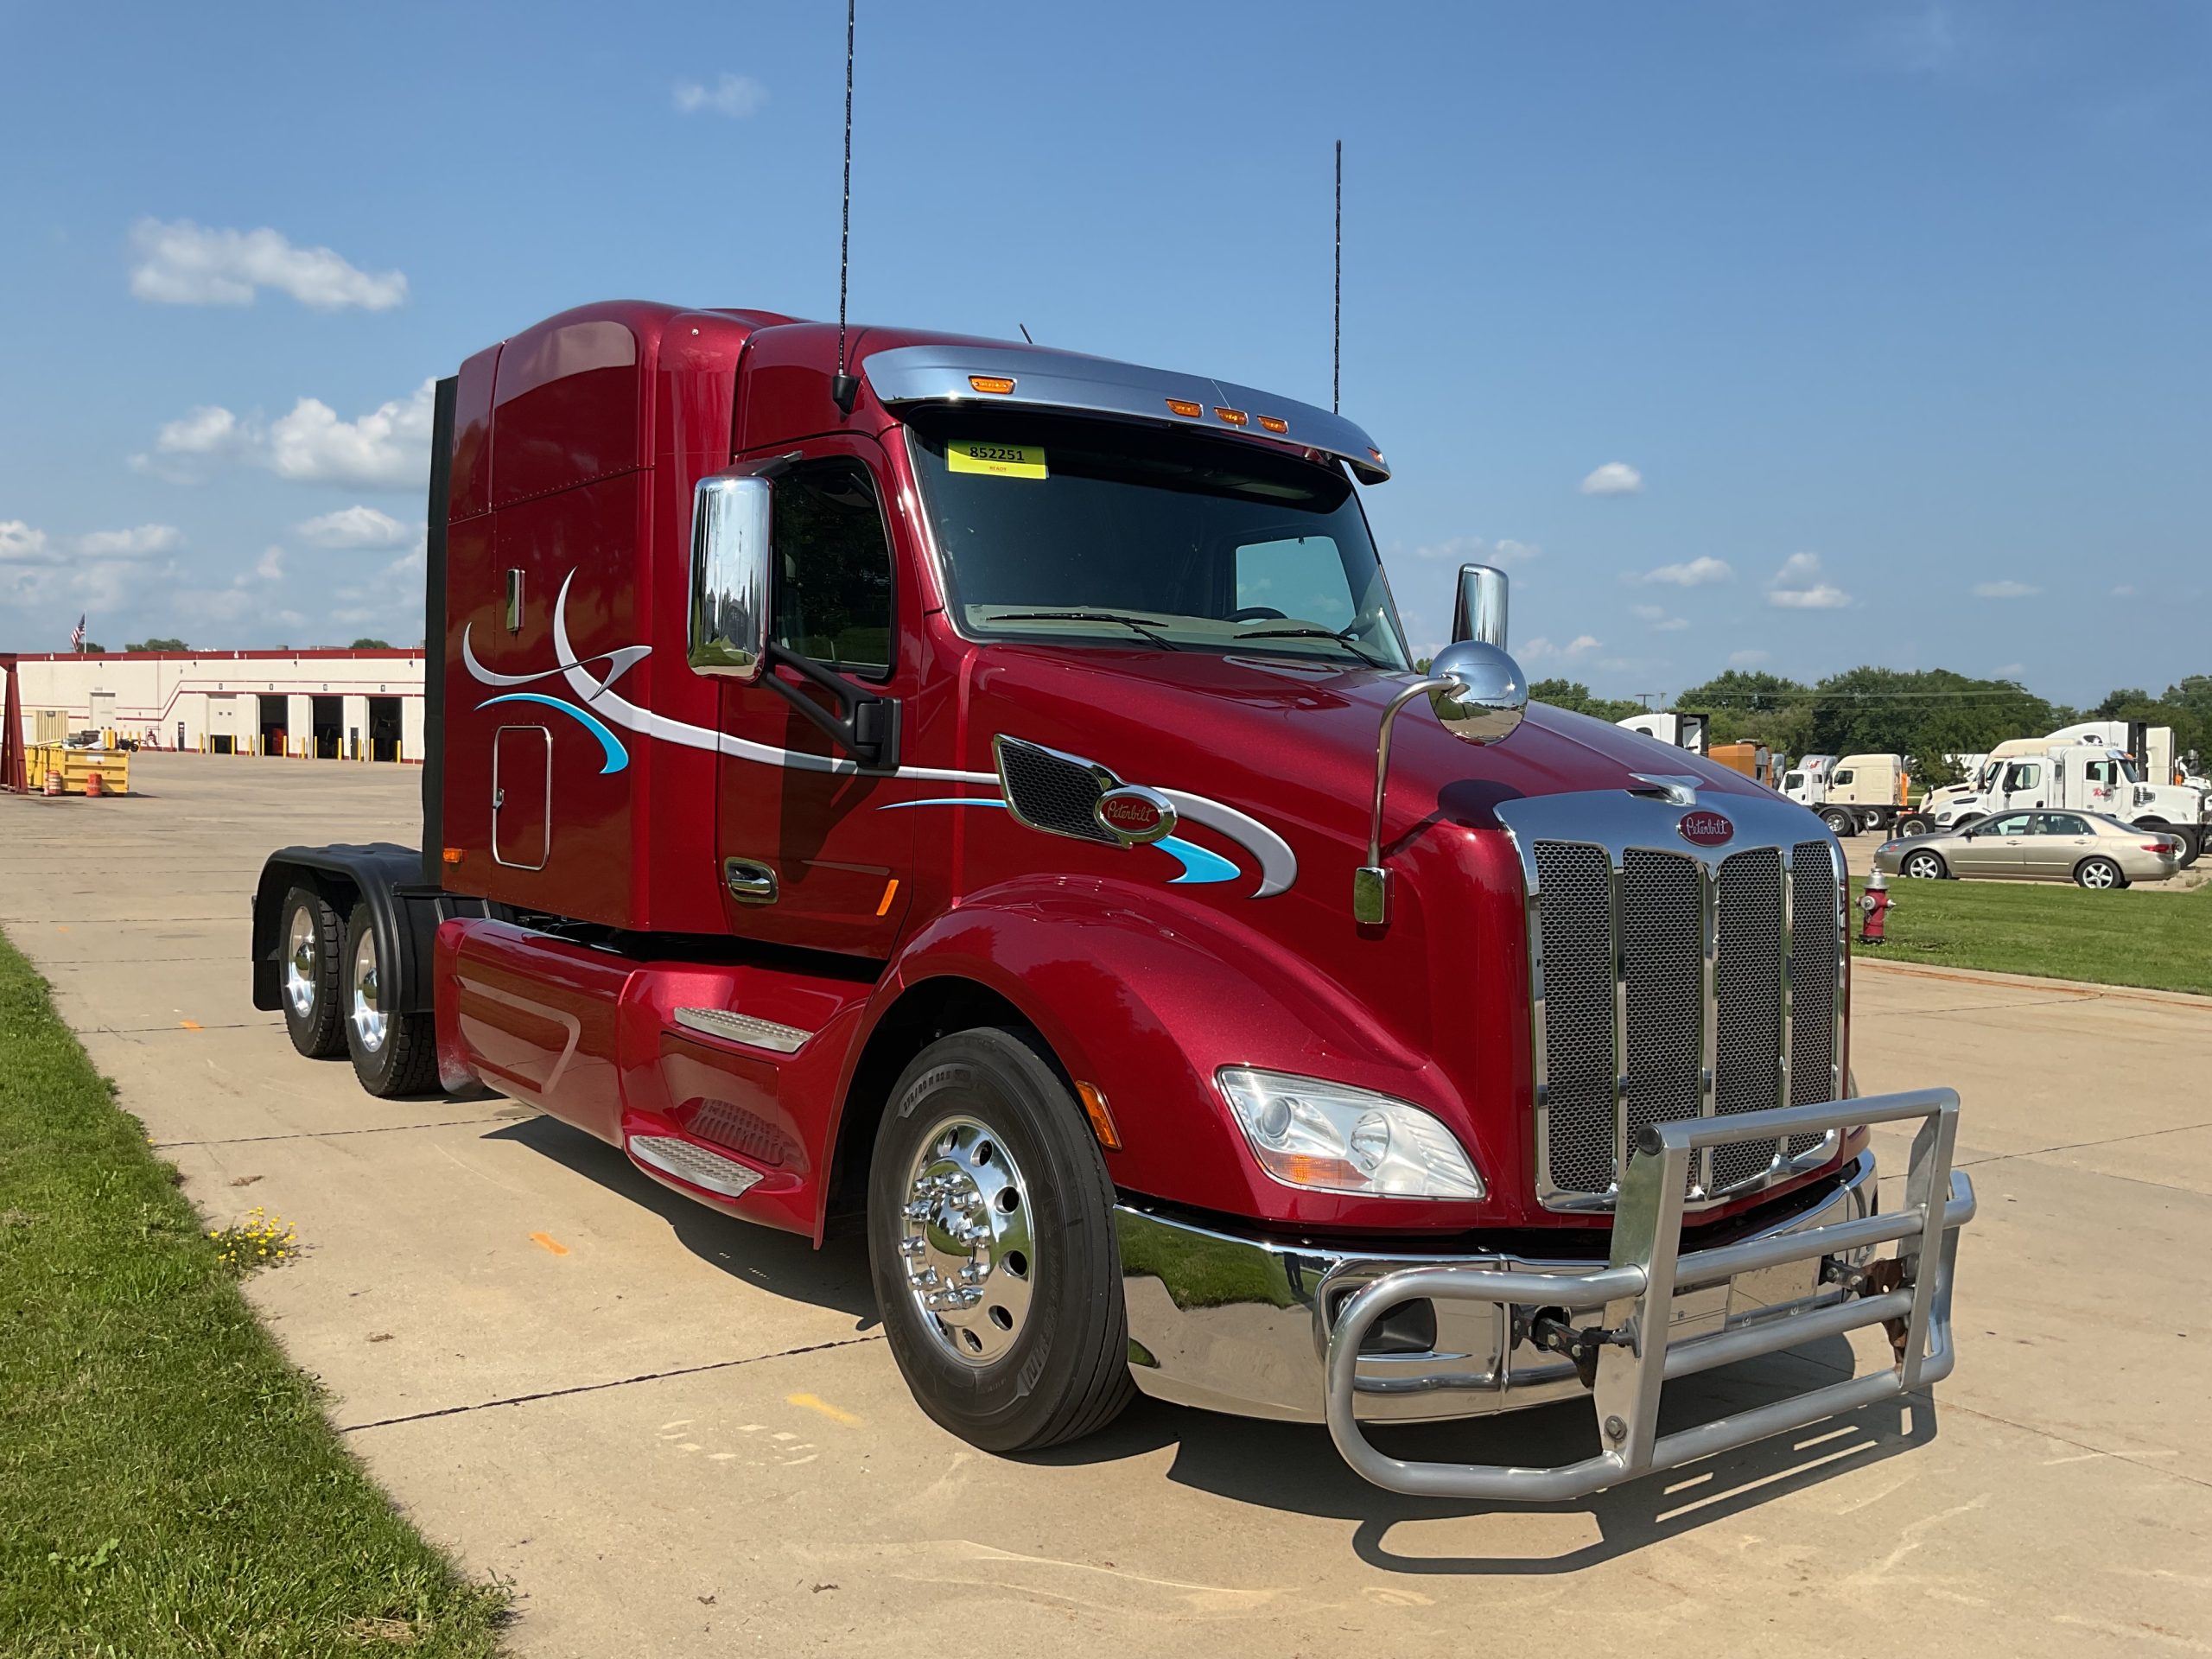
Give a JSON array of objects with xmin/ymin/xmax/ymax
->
[
  {"xmin": 1781, "ymin": 753, "xmax": 1928, "ymax": 838},
  {"xmin": 1922, "ymin": 743, "xmax": 2208, "ymax": 865}
]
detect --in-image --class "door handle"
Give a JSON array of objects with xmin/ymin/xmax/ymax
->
[{"xmin": 723, "ymin": 858, "xmax": 779, "ymax": 906}]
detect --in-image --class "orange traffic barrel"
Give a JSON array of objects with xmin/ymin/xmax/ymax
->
[
  {"xmin": 43, "ymin": 770, "xmax": 63, "ymax": 796},
  {"xmin": 85, "ymin": 770, "xmax": 105, "ymax": 798}
]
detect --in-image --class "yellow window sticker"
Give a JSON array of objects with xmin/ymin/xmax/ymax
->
[{"xmin": 946, "ymin": 440, "xmax": 1047, "ymax": 480}]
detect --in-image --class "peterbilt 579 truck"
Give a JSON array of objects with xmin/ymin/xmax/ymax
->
[{"xmin": 250, "ymin": 301, "xmax": 1974, "ymax": 1499}]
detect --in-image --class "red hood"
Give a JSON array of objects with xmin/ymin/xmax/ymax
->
[{"xmin": 963, "ymin": 643, "xmax": 1776, "ymax": 836}]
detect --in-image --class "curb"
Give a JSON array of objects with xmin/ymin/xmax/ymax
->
[{"xmin": 1852, "ymin": 954, "xmax": 2212, "ymax": 1009}]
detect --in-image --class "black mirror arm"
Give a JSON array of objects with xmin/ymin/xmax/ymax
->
[{"xmin": 761, "ymin": 642, "xmax": 899, "ymax": 770}]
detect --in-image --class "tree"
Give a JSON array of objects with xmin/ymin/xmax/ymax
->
[
  {"xmin": 125, "ymin": 637, "xmax": 189, "ymax": 653},
  {"xmin": 1528, "ymin": 677, "xmax": 1643, "ymax": 724},
  {"xmin": 2094, "ymin": 680, "xmax": 2210, "ymax": 773},
  {"xmin": 349, "ymin": 637, "xmax": 392, "ymax": 650},
  {"xmin": 1675, "ymin": 670, "xmax": 1815, "ymax": 758},
  {"xmin": 1803, "ymin": 666, "xmax": 2055, "ymax": 785}
]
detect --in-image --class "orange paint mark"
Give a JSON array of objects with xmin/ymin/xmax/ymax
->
[
  {"xmin": 530, "ymin": 1231, "xmax": 569, "ymax": 1256},
  {"xmin": 787, "ymin": 1392, "xmax": 861, "ymax": 1426},
  {"xmin": 54, "ymin": 925, "xmax": 69, "ymax": 933},
  {"xmin": 874, "ymin": 878, "xmax": 899, "ymax": 917},
  {"xmin": 179, "ymin": 1020, "xmax": 202, "ymax": 1031}
]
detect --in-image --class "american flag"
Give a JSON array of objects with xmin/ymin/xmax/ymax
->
[{"xmin": 71, "ymin": 614, "xmax": 86, "ymax": 651}]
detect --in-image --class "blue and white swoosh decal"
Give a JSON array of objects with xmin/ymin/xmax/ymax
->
[
  {"xmin": 877, "ymin": 797, "xmax": 1242, "ymax": 887},
  {"xmin": 461, "ymin": 571, "xmax": 1298, "ymax": 897}
]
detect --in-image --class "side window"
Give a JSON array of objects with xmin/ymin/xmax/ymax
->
[
  {"xmin": 1232, "ymin": 535, "xmax": 1354, "ymax": 630},
  {"xmin": 2085, "ymin": 760, "xmax": 2118, "ymax": 787},
  {"xmin": 2003, "ymin": 761, "xmax": 2042, "ymax": 791},
  {"xmin": 1992, "ymin": 814, "xmax": 2033, "ymax": 836},
  {"xmin": 772, "ymin": 459, "xmax": 893, "ymax": 679},
  {"xmin": 1831, "ymin": 769, "xmax": 1854, "ymax": 786}
]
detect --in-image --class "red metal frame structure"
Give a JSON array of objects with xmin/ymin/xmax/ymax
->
[{"xmin": 1, "ymin": 656, "xmax": 24, "ymax": 794}]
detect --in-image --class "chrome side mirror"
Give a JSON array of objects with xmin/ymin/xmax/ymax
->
[
  {"xmin": 1427, "ymin": 639, "xmax": 1527, "ymax": 748},
  {"xmin": 1451, "ymin": 563, "xmax": 1509, "ymax": 647},
  {"xmin": 688, "ymin": 474, "xmax": 772, "ymax": 681}
]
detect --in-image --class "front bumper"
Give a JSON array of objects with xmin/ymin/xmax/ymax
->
[{"xmin": 1116, "ymin": 1090, "xmax": 1974, "ymax": 1500}]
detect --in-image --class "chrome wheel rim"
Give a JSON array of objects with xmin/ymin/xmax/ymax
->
[
  {"xmin": 1906, "ymin": 854, "xmax": 1939, "ymax": 879},
  {"xmin": 350, "ymin": 928, "xmax": 386, "ymax": 1052},
  {"xmin": 2082, "ymin": 862, "xmax": 2116, "ymax": 889},
  {"xmin": 896, "ymin": 1114, "xmax": 1034, "ymax": 1367},
  {"xmin": 284, "ymin": 906, "xmax": 319, "ymax": 1018}
]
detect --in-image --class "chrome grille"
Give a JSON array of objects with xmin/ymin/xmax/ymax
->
[
  {"xmin": 1713, "ymin": 849, "xmax": 1784, "ymax": 1189},
  {"xmin": 1530, "ymin": 844, "xmax": 1616, "ymax": 1194},
  {"xmin": 1527, "ymin": 824, "xmax": 1844, "ymax": 1211},
  {"xmin": 1788, "ymin": 840, "xmax": 1841, "ymax": 1154}
]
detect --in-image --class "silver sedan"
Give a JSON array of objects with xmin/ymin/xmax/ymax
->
[{"xmin": 1873, "ymin": 810, "xmax": 2186, "ymax": 889}]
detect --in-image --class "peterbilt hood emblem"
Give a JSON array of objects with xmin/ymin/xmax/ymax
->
[
  {"xmin": 1678, "ymin": 810, "xmax": 1736, "ymax": 848},
  {"xmin": 1096, "ymin": 786, "xmax": 1176, "ymax": 845}
]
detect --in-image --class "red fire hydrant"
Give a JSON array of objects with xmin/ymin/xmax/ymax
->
[{"xmin": 1858, "ymin": 868, "xmax": 1893, "ymax": 946}]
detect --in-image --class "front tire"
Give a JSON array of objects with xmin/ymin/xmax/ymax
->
[
  {"xmin": 1821, "ymin": 808, "xmax": 1856, "ymax": 837},
  {"xmin": 342, "ymin": 901, "xmax": 439, "ymax": 1096},
  {"xmin": 2075, "ymin": 857, "xmax": 2126, "ymax": 891},
  {"xmin": 867, "ymin": 1027, "xmax": 1134, "ymax": 1453},
  {"xmin": 1894, "ymin": 815, "xmax": 1932, "ymax": 838},
  {"xmin": 279, "ymin": 886, "xmax": 346, "ymax": 1058},
  {"xmin": 1902, "ymin": 849, "xmax": 1947, "ymax": 880}
]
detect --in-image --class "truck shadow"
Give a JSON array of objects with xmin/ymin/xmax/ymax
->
[
  {"xmin": 1028, "ymin": 1348, "xmax": 1941, "ymax": 1573},
  {"xmin": 480, "ymin": 1114, "xmax": 881, "ymax": 1328}
]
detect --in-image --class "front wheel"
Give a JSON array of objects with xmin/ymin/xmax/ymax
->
[
  {"xmin": 867, "ymin": 1027, "xmax": 1134, "ymax": 1453},
  {"xmin": 1903, "ymin": 849, "xmax": 1947, "ymax": 880},
  {"xmin": 342, "ymin": 902, "xmax": 439, "ymax": 1096},
  {"xmin": 1893, "ymin": 815, "xmax": 1933, "ymax": 838},
  {"xmin": 1820, "ymin": 808, "xmax": 1856, "ymax": 837},
  {"xmin": 2075, "ymin": 857, "xmax": 2126, "ymax": 891}
]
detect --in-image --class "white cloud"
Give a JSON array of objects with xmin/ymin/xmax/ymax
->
[
  {"xmin": 1579, "ymin": 461, "xmax": 1644, "ymax": 497},
  {"xmin": 256, "ymin": 544, "xmax": 286, "ymax": 582},
  {"xmin": 140, "ymin": 379, "xmax": 435, "ymax": 491},
  {"xmin": 1409, "ymin": 533, "xmax": 1540, "ymax": 566},
  {"xmin": 1729, "ymin": 649, "xmax": 1771, "ymax": 666},
  {"xmin": 77, "ymin": 523, "xmax": 183, "ymax": 559},
  {"xmin": 296, "ymin": 504, "xmax": 410, "ymax": 549},
  {"xmin": 0, "ymin": 520, "xmax": 56, "ymax": 564},
  {"xmin": 1767, "ymin": 551, "xmax": 1851, "ymax": 609},
  {"xmin": 2110, "ymin": 584, "xmax": 2137, "ymax": 597},
  {"xmin": 129, "ymin": 218, "xmax": 407, "ymax": 311},
  {"xmin": 674, "ymin": 73, "xmax": 767, "ymax": 118},
  {"xmin": 1972, "ymin": 579, "xmax": 2040, "ymax": 599},
  {"xmin": 1520, "ymin": 634, "xmax": 1602, "ymax": 664},
  {"xmin": 1630, "ymin": 602, "xmax": 1690, "ymax": 632},
  {"xmin": 1637, "ymin": 556, "xmax": 1732, "ymax": 587}
]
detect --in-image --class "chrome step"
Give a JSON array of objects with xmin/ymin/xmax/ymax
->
[
  {"xmin": 628, "ymin": 1134, "xmax": 766, "ymax": 1198},
  {"xmin": 672, "ymin": 1006, "xmax": 812, "ymax": 1054}
]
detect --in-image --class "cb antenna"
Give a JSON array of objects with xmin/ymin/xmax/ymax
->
[
  {"xmin": 1332, "ymin": 138, "xmax": 1342, "ymax": 414},
  {"xmin": 830, "ymin": 0, "xmax": 861, "ymax": 413}
]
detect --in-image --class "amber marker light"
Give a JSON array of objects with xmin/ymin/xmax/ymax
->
[
  {"xmin": 1214, "ymin": 407, "xmax": 1249, "ymax": 427},
  {"xmin": 968, "ymin": 374, "xmax": 1016, "ymax": 395},
  {"xmin": 1256, "ymin": 415, "xmax": 1289, "ymax": 435},
  {"xmin": 1075, "ymin": 1082, "xmax": 1122, "ymax": 1151},
  {"xmin": 1164, "ymin": 397, "xmax": 1203, "ymax": 418},
  {"xmin": 442, "ymin": 847, "xmax": 466, "ymax": 864}
]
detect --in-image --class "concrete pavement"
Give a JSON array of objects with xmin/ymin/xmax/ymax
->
[{"xmin": 3, "ymin": 753, "xmax": 2207, "ymax": 1656}]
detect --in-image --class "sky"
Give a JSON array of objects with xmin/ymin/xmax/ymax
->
[{"xmin": 1, "ymin": 1, "xmax": 2205, "ymax": 706}]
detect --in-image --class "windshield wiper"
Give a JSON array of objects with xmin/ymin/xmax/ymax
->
[
  {"xmin": 993, "ymin": 611, "xmax": 1183, "ymax": 650},
  {"xmin": 1231, "ymin": 625, "xmax": 1388, "ymax": 670}
]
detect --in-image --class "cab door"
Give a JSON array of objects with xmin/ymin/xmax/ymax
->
[{"xmin": 714, "ymin": 435, "xmax": 917, "ymax": 958}]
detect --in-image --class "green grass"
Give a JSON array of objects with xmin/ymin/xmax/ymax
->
[
  {"xmin": 0, "ymin": 931, "xmax": 507, "ymax": 1657},
  {"xmin": 1853, "ymin": 873, "xmax": 2212, "ymax": 995}
]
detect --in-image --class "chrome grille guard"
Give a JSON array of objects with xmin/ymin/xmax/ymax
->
[{"xmin": 1323, "ymin": 1089, "xmax": 1975, "ymax": 1500}]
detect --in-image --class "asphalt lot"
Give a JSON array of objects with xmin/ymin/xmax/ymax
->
[{"xmin": 4, "ymin": 753, "xmax": 2208, "ymax": 1657}]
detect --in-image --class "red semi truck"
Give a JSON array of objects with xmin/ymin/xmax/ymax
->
[{"xmin": 250, "ymin": 301, "xmax": 1974, "ymax": 1498}]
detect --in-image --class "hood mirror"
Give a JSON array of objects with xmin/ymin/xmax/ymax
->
[{"xmin": 1427, "ymin": 639, "xmax": 1527, "ymax": 749}]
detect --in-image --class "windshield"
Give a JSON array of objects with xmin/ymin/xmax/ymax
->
[{"xmin": 904, "ymin": 410, "xmax": 1410, "ymax": 671}]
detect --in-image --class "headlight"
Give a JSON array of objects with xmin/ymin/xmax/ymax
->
[{"xmin": 1216, "ymin": 1068, "xmax": 1484, "ymax": 1199}]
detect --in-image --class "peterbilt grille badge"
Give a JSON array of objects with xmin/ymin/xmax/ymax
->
[
  {"xmin": 1678, "ymin": 810, "xmax": 1735, "ymax": 848},
  {"xmin": 1095, "ymin": 786, "xmax": 1177, "ymax": 846}
]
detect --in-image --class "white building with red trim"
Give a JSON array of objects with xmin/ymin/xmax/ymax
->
[{"xmin": 9, "ymin": 649, "xmax": 426, "ymax": 760}]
